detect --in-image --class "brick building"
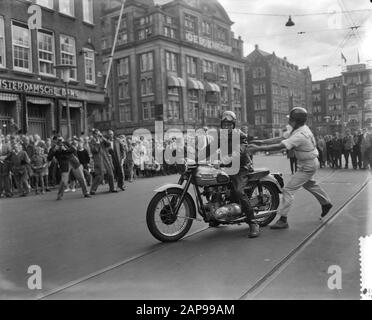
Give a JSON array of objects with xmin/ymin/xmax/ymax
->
[
  {"xmin": 99, "ymin": 0, "xmax": 246, "ymax": 134},
  {"xmin": 245, "ymin": 44, "xmax": 312, "ymax": 139},
  {"xmin": 311, "ymin": 64, "xmax": 372, "ymax": 136},
  {"xmin": 0, "ymin": 0, "xmax": 105, "ymax": 139}
]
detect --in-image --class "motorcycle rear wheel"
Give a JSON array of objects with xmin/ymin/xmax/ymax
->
[{"xmin": 146, "ymin": 188, "xmax": 195, "ymax": 242}]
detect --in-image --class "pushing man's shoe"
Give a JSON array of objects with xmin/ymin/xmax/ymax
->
[
  {"xmin": 248, "ymin": 223, "xmax": 260, "ymax": 238},
  {"xmin": 321, "ymin": 203, "xmax": 333, "ymax": 218},
  {"xmin": 270, "ymin": 216, "xmax": 289, "ymax": 229}
]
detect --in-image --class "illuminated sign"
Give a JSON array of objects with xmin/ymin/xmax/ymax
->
[
  {"xmin": 185, "ymin": 32, "xmax": 232, "ymax": 54},
  {"xmin": 0, "ymin": 78, "xmax": 79, "ymax": 98}
]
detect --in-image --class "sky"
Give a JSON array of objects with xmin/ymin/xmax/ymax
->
[{"xmin": 155, "ymin": 0, "xmax": 372, "ymax": 81}]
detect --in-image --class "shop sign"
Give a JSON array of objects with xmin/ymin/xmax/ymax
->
[
  {"xmin": 0, "ymin": 78, "xmax": 79, "ymax": 98},
  {"xmin": 185, "ymin": 32, "xmax": 232, "ymax": 54}
]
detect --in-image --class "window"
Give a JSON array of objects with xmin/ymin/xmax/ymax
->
[
  {"xmin": 347, "ymin": 87, "xmax": 358, "ymax": 97},
  {"xmin": 101, "ymin": 38, "xmax": 109, "ymax": 50},
  {"xmin": 203, "ymin": 60, "xmax": 214, "ymax": 73},
  {"xmin": 141, "ymin": 78, "xmax": 153, "ymax": 96},
  {"xmin": 142, "ymin": 101, "xmax": 155, "ymax": 120},
  {"xmin": 166, "ymin": 52, "xmax": 178, "ymax": 72},
  {"xmin": 184, "ymin": 14, "xmax": 197, "ymax": 33},
  {"xmin": 254, "ymin": 98, "xmax": 266, "ymax": 110},
  {"xmin": 312, "ymin": 83, "xmax": 321, "ymax": 91},
  {"xmin": 253, "ymin": 67, "xmax": 266, "ymax": 78},
  {"xmin": 38, "ymin": 30, "xmax": 55, "ymax": 76},
  {"xmin": 59, "ymin": 0, "xmax": 74, "ymax": 16},
  {"xmin": 233, "ymin": 68, "xmax": 241, "ymax": 84},
  {"xmin": 186, "ymin": 56, "xmax": 197, "ymax": 76},
  {"xmin": 255, "ymin": 114, "xmax": 266, "ymax": 125},
  {"xmin": 168, "ymin": 87, "xmax": 179, "ymax": 96},
  {"xmin": 233, "ymin": 88, "xmax": 241, "ymax": 102},
  {"xmin": 167, "ymin": 101, "xmax": 180, "ymax": 120},
  {"xmin": 219, "ymin": 64, "xmax": 228, "ymax": 81},
  {"xmin": 221, "ymin": 87, "xmax": 228, "ymax": 104},
  {"xmin": 12, "ymin": 22, "xmax": 32, "ymax": 72},
  {"xmin": 82, "ymin": 0, "xmax": 93, "ymax": 24},
  {"xmin": 139, "ymin": 52, "xmax": 153, "ymax": 72},
  {"xmin": 118, "ymin": 81, "xmax": 129, "ymax": 99},
  {"xmin": 84, "ymin": 48, "xmax": 95, "ymax": 84},
  {"xmin": 36, "ymin": 0, "xmax": 54, "ymax": 9},
  {"xmin": 139, "ymin": 15, "xmax": 153, "ymax": 26},
  {"xmin": 216, "ymin": 26, "xmax": 227, "ymax": 42},
  {"xmin": 347, "ymin": 102, "xmax": 358, "ymax": 110},
  {"xmin": 138, "ymin": 27, "xmax": 152, "ymax": 40},
  {"xmin": 117, "ymin": 57, "xmax": 129, "ymax": 77},
  {"xmin": 165, "ymin": 16, "xmax": 174, "ymax": 25},
  {"xmin": 313, "ymin": 93, "xmax": 320, "ymax": 102},
  {"xmin": 164, "ymin": 27, "xmax": 176, "ymax": 39},
  {"xmin": 117, "ymin": 31, "xmax": 128, "ymax": 45},
  {"xmin": 188, "ymin": 102, "xmax": 199, "ymax": 120},
  {"xmin": 253, "ymin": 83, "xmax": 266, "ymax": 95},
  {"xmin": 0, "ymin": 16, "xmax": 5, "ymax": 68},
  {"xmin": 60, "ymin": 35, "xmax": 76, "ymax": 80},
  {"xmin": 119, "ymin": 103, "xmax": 131, "ymax": 122},
  {"xmin": 202, "ymin": 21, "xmax": 212, "ymax": 36}
]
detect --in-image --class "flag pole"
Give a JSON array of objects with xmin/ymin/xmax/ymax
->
[{"xmin": 104, "ymin": 0, "xmax": 126, "ymax": 92}]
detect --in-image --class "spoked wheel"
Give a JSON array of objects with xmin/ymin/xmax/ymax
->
[
  {"xmin": 247, "ymin": 182, "xmax": 280, "ymax": 227},
  {"xmin": 146, "ymin": 188, "xmax": 196, "ymax": 242}
]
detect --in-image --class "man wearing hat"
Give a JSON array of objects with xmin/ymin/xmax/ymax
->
[
  {"xmin": 89, "ymin": 129, "xmax": 117, "ymax": 194},
  {"xmin": 249, "ymin": 107, "xmax": 333, "ymax": 229}
]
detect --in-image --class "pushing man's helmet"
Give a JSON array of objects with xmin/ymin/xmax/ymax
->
[
  {"xmin": 221, "ymin": 110, "xmax": 237, "ymax": 129},
  {"xmin": 289, "ymin": 107, "xmax": 308, "ymax": 126}
]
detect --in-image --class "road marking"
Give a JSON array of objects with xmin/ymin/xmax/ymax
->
[
  {"xmin": 37, "ymin": 226, "xmax": 209, "ymax": 300},
  {"xmin": 239, "ymin": 176, "xmax": 371, "ymax": 300}
]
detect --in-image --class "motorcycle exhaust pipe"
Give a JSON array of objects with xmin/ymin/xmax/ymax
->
[{"xmin": 254, "ymin": 210, "xmax": 278, "ymax": 219}]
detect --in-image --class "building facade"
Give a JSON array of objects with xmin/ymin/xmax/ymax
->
[
  {"xmin": 245, "ymin": 45, "xmax": 312, "ymax": 139},
  {"xmin": 99, "ymin": 0, "xmax": 246, "ymax": 134},
  {"xmin": 0, "ymin": 0, "xmax": 105, "ymax": 139},
  {"xmin": 311, "ymin": 64, "xmax": 372, "ymax": 136}
]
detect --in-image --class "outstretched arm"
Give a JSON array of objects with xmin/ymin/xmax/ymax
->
[
  {"xmin": 251, "ymin": 137, "xmax": 285, "ymax": 145},
  {"xmin": 249, "ymin": 142, "xmax": 287, "ymax": 153}
]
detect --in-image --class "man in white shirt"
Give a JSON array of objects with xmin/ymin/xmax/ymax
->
[{"xmin": 248, "ymin": 107, "xmax": 333, "ymax": 229}]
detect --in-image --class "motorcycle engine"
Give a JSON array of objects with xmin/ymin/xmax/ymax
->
[{"xmin": 202, "ymin": 186, "xmax": 242, "ymax": 222}]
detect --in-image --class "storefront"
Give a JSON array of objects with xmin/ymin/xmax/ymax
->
[{"xmin": 0, "ymin": 77, "xmax": 104, "ymax": 139}]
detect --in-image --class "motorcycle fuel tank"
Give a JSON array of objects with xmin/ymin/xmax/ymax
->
[
  {"xmin": 214, "ymin": 203, "xmax": 242, "ymax": 222},
  {"xmin": 195, "ymin": 166, "xmax": 230, "ymax": 186}
]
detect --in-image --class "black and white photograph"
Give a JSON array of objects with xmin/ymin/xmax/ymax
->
[{"xmin": 0, "ymin": 0, "xmax": 371, "ymax": 304}]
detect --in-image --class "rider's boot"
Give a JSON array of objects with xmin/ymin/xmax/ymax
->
[{"xmin": 248, "ymin": 222, "xmax": 260, "ymax": 238}]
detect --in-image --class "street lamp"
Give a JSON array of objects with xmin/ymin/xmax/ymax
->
[
  {"xmin": 53, "ymin": 64, "xmax": 76, "ymax": 140},
  {"xmin": 324, "ymin": 116, "xmax": 330, "ymax": 135}
]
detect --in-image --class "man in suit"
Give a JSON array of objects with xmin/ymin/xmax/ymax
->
[
  {"xmin": 107, "ymin": 130, "xmax": 127, "ymax": 191},
  {"xmin": 361, "ymin": 127, "xmax": 372, "ymax": 169}
]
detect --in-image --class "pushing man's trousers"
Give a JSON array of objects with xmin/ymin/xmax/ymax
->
[{"xmin": 278, "ymin": 158, "xmax": 331, "ymax": 217}]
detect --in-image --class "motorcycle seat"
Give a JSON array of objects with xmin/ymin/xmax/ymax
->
[{"xmin": 246, "ymin": 169, "xmax": 270, "ymax": 180}]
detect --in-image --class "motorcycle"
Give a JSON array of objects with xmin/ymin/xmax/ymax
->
[{"xmin": 146, "ymin": 160, "xmax": 284, "ymax": 242}]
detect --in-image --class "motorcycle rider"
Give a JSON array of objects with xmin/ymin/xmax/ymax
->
[
  {"xmin": 248, "ymin": 107, "xmax": 333, "ymax": 229},
  {"xmin": 217, "ymin": 110, "xmax": 260, "ymax": 238}
]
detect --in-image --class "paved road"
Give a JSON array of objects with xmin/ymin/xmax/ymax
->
[{"xmin": 0, "ymin": 155, "xmax": 370, "ymax": 299}]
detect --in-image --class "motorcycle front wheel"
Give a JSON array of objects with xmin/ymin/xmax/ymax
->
[
  {"xmin": 248, "ymin": 181, "xmax": 280, "ymax": 227},
  {"xmin": 146, "ymin": 188, "xmax": 195, "ymax": 242}
]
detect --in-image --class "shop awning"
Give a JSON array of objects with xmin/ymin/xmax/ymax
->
[
  {"xmin": 0, "ymin": 93, "xmax": 19, "ymax": 102},
  {"xmin": 187, "ymin": 79, "xmax": 204, "ymax": 90},
  {"xmin": 167, "ymin": 76, "xmax": 186, "ymax": 88},
  {"xmin": 28, "ymin": 97, "xmax": 53, "ymax": 105},
  {"xmin": 205, "ymin": 82, "xmax": 220, "ymax": 93},
  {"xmin": 61, "ymin": 101, "xmax": 83, "ymax": 108}
]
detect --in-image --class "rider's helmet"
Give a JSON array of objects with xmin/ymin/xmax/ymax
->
[
  {"xmin": 221, "ymin": 110, "xmax": 237, "ymax": 129},
  {"xmin": 289, "ymin": 107, "xmax": 308, "ymax": 126}
]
